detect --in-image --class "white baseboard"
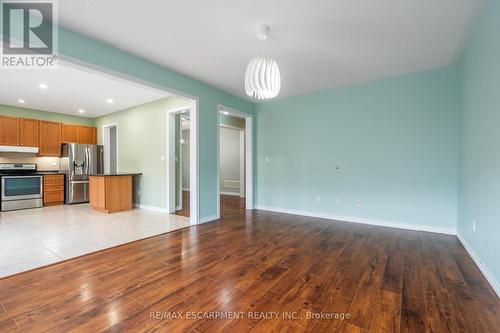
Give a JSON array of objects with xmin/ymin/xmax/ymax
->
[
  {"xmin": 175, "ymin": 205, "xmax": 182, "ymax": 211},
  {"xmin": 182, "ymin": 188, "xmax": 190, "ymax": 191},
  {"xmin": 254, "ymin": 205, "xmax": 456, "ymax": 235},
  {"xmin": 133, "ymin": 203, "xmax": 169, "ymax": 214},
  {"xmin": 457, "ymin": 232, "xmax": 500, "ymax": 298},
  {"xmin": 220, "ymin": 191, "xmax": 240, "ymax": 196},
  {"xmin": 199, "ymin": 215, "xmax": 219, "ymax": 224}
]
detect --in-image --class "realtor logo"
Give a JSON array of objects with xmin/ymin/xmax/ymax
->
[{"xmin": 1, "ymin": 0, "xmax": 58, "ymax": 68}]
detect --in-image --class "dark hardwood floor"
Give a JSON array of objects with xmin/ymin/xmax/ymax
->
[
  {"xmin": 0, "ymin": 198, "xmax": 498, "ymax": 332},
  {"xmin": 174, "ymin": 191, "xmax": 190, "ymax": 217},
  {"xmin": 175, "ymin": 192, "xmax": 245, "ymax": 218}
]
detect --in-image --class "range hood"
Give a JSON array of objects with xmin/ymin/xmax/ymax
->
[{"xmin": 0, "ymin": 145, "xmax": 39, "ymax": 153}]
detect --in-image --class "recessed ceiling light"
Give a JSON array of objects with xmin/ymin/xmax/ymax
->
[
  {"xmin": 106, "ymin": 98, "xmax": 114, "ymax": 104},
  {"xmin": 18, "ymin": 99, "xmax": 25, "ymax": 104},
  {"xmin": 39, "ymin": 83, "xmax": 48, "ymax": 89},
  {"xmin": 222, "ymin": 111, "xmax": 229, "ymax": 115},
  {"xmin": 78, "ymin": 109, "xmax": 85, "ymax": 114}
]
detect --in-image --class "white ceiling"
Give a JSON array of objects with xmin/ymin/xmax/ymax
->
[
  {"xmin": 56, "ymin": 0, "xmax": 484, "ymax": 99},
  {"xmin": 0, "ymin": 62, "xmax": 169, "ymax": 118}
]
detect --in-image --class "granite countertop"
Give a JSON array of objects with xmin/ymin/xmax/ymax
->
[{"xmin": 88, "ymin": 172, "xmax": 142, "ymax": 176}]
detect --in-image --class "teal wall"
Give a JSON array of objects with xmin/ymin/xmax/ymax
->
[
  {"xmin": 57, "ymin": 26, "xmax": 254, "ymax": 219},
  {"xmin": 0, "ymin": 104, "xmax": 94, "ymax": 126},
  {"xmin": 458, "ymin": 0, "xmax": 500, "ymax": 292},
  {"xmin": 95, "ymin": 97, "xmax": 188, "ymax": 208},
  {"xmin": 255, "ymin": 66, "xmax": 459, "ymax": 231}
]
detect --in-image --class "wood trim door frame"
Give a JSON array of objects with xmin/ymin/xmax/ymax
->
[{"xmin": 217, "ymin": 104, "xmax": 254, "ymax": 219}]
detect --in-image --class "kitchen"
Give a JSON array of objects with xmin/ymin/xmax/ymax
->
[
  {"xmin": 0, "ymin": 117, "xmax": 100, "ymax": 211},
  {"xmin": 0, "ymin": 62, "xmax": 191, "ymax": 278}
]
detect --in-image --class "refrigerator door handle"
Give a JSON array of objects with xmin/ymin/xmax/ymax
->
[{"xmin": 85, "ymin": 146, "xmax": 89, "ymax": 175}]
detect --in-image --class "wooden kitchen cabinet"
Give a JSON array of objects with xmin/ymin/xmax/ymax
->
[
  {"xmin": 79, "ymin": 125, "xmax": 97, "ymax": 144},
  {"xmin": 39, "ymin": 120, "xmax": 62, "ymax": 156},
  {"xmin": 1, "ymin": 114, "xmax": 98, "ymax": 150},
  {"xmin": 19, "ymin": 118, "xmax": 39, "ymax": 147},
  {"xmin": 0, "ymin": 115, "xmax": 19, "ymax": 146},
  {"xmin": 61, "ymin": 123, "xmax": 80, "ymax": 143},
  {"xmin": 43, "ymin": 174, "xmax": 65, "ymax": 206}
]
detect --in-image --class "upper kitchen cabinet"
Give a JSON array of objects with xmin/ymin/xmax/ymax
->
[
  {"xmin": 19, "ymin": 118, "xmax": 39, "ymax": 147},
  {"xmin": 79, "ymin": 125, "xmax": 97, "ymax": 144},
  {"xmin": 0, "ymin": 116, "xmax": 19, "ymax": 146},
  {"xmin": 39, "ymin": 120, "xmax": 62, "ymax": 156},
  {"xmin": 61, "ymin": 123, "xmax": 80, "ymax": 143}
]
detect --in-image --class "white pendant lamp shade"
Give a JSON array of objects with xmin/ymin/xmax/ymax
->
[{"xmin": 244, "ymin": 57, "xmax": 281, "ymax": 100}]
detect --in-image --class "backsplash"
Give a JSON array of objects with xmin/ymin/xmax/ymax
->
[{"xmin": 0, "ymin": 153, "xmax": 60, "ymax": 171}]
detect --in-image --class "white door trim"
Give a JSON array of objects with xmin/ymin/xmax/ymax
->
[
  {"xmin": 166, "ymin": 105, "xmax": 198, "ymax": 225},
  {"xmin": 102, "ymin": 123, "xmax": 118, "ymax": 173},
  {"xmin": 217, "ymin": 104, "xmax": 254, "ymax": 219},
  {"xmin": 178, "ymin": 120, "xmax": 183, "ymax": 211},
  {"xmin": 239, "ymin": 130, "xmax": 245, "ymax": 198}
]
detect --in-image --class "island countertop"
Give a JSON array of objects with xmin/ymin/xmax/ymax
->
[
  {"xmin": 89, "ymin": 174, "xmax": 140, "ymax": 213},
  {"xmin": 88, "ymin": 172, "xmax": 142, "ymax": 176}
]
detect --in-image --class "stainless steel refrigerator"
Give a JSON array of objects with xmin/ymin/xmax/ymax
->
[{"xmin": 60, "ymin": 143, "xmax": 104, "ymax": 204}]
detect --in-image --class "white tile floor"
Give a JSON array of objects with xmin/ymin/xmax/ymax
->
[{"xmin": 0, "ymin": 204, "xmax": 190, "ymax": 278}]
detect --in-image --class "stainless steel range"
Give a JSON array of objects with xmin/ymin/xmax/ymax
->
[{"xmin": 0, "ymin": 163, "xmax": 43, "ymax": 211}]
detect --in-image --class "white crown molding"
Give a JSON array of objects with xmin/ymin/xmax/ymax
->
[
  {"xmin": 457, "ymin": 232, "xmax": 500, "ymax": 298},
  {"xmin": 254, "ymin": 205, "xmax": 456, "ymax": 235}
]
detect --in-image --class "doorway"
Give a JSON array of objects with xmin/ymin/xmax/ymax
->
[
  {"xmin": 175, "ymin": 112, "xmax": 190, "ymax": 217},
  {"xmin": 102, "ymin": 123, "xmax": 118, "ymax": 174},
  {"xmin": 166, "ymin": 104, "xmax": 198, "ymax": 224},
  {"xmin": 217, "ymin": 105, "xmax": 253, "ymax": 218}
]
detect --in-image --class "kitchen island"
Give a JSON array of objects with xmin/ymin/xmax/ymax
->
[{"xmin": 89, "ymin": 173, "xmax": 142, "ymax": 213}]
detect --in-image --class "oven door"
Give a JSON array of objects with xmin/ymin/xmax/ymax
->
[{"xmin": 1, "ymin": 176, "xmax": 43, "ymax": 201}]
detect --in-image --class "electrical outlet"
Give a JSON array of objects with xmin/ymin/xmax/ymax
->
[
  {"xmin": 336, "ymin": 197, "xmax": 341, "ymax": 204},
  {"xmin": 161, "ymin": 155, "xmax": 166, "ymax": 162},
  {"xmin": 472, "ymin": 220, "xmax": 476, "ymax": 232},
  {"xmin": 137, "ymin": 190, "xmax": 141, "ymax": 196},
  {"xmin": 265, "ymin": 156, "xmax": 270, "ymax": 163},
  {"xmin": 356, "ymin": 200, "xmax": 363, "ymax": 206},
  {"xmin": 315, "ymin": 195, "xmax": 321, "ymax": 203}
]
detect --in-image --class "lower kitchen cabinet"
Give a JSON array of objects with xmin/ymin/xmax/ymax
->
[
  {"xmin": 43, "ymin": 174, "xmax": 65, "ymax": 206},
  {"xmin": 89, "ymin": 175, "xmax": 133, "ymax": 213}
]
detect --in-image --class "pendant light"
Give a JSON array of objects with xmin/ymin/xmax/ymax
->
[{"xmin": 244, "ymin": 25, "xmax": 281, "ymax": 99}]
